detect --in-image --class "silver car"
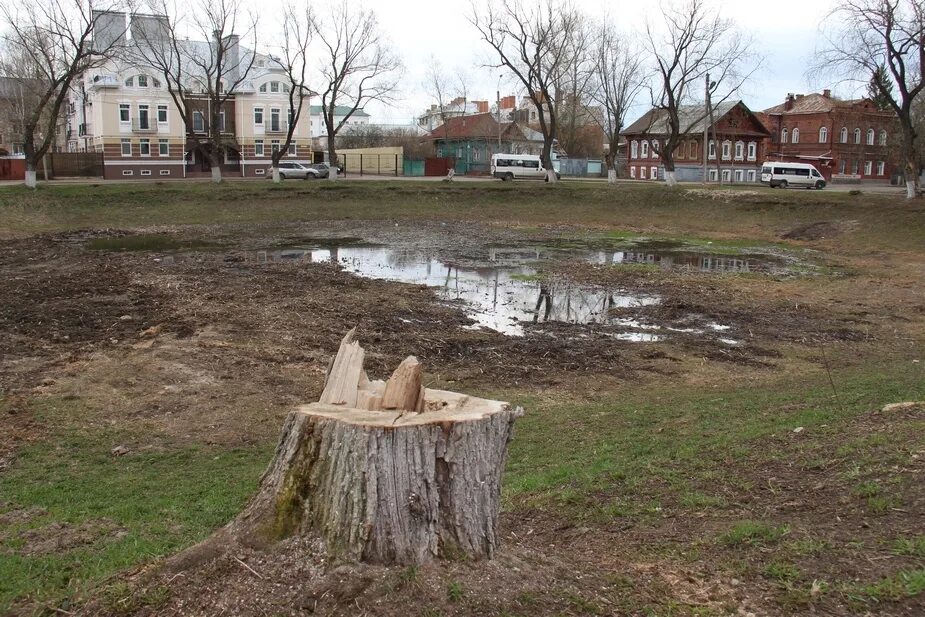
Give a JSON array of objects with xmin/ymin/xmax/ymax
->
[{"xmin": 268, "ymin": 162, "xmax": 322, "ymax": 180}]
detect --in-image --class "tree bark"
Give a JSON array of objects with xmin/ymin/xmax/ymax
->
[
  {"xmin": 210, "ymin": 164, "xmax": 222, "ymax": 184},
  {"xmin": 24, "ymin": 169, "xmax": 37, "ymax": 189},
  {"xmin": 664, "ymin": 170, "xmax": 677, "ymax": 186},
  {"xmin": 272, "ymin": 167, "xmax": 281, "ymax": 183},
  {"xmin": 169, "ymin": 332, "xmax": 523, "ymax": 569},
  {"xmin": 608, "ymin": 168, "xmax": 617, "ymax": 184}
]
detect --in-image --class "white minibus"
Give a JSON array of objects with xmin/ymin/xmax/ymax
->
[
  {"xmin": 491, "ymin": 154, "xmax": 560, "ymax": 181},
  {"xmin": 760, "ymin": 162, "xmax": 826, "ymax": 189}
]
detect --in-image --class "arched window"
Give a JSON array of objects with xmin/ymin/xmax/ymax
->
[
  {"xmin": 734, "ymin": 141, "xmax": 744, "ymax": 160},
  {"xmin": 854, "ymin": 128, "xmax": 861, "ymax": 144},
  {"xmin": 631, "ymin": 140, "xmax": 638, "ymax": 159},
  {"xmin": 124, "ymin": 76, "xmax": 134, "ymax": 87},
  {"xmin": 867, "ymin": 128, "xmax": 875, "ymax": 145},
  {"xmin": 840, "ymin": 127, "xmax": 848, "ymax": 143},
  {"xmin": 152, "ymin": 78, "xmax": 161, "ymax": 88},
  {"xmin": 641, "ymin": 140, "xmax": 649, "ymax": 158},
  {"xmin": 819, "ymin": 127, "xmax": 828, "ymax": 143},
  {"xmin": 137, "ymin": 75, "xmax": 148, "ymax": 87},
  {"xmin": 721, "ymin": 140, "xmax": 731, "ymax": 160},
  {"xmin": 792, "ymin": 128, "xmax": 800, "ymax": 144},
  {"xmin": 259, "ymin": 83, "xmax": 267, "ymax": 92},
  {"xmin": 781, "ymin": 128, "xmax": 788, "ymax": 144},
  {"xmin": 879, "ymin": 130, "xmax": 887, "ymax": 146},
  {"xmin": 270, "ymin": 81, "xmax": 280, "ymax": 93}
]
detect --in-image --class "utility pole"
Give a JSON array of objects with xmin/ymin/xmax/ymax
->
[
  {"xmin": 496, "ymin": 73, "xmax": 503, "ymax": 152},
  {"xmin": 703, "ymin": 73, "xmax": 710, "ymax": 185}
]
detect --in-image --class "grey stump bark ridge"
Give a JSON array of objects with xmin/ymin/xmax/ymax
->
[{"xmin": 191, "ymin": 329, "xmax": 523, "ymax": 567}]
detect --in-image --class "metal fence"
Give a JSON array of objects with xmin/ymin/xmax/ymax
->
[
  {"xmin": 555, "ymin": 158, "xmax": 605, "ymax": 178},
  {"xmin": 340, "ymin": 153, "xmax": 401, "ymax": 177}
]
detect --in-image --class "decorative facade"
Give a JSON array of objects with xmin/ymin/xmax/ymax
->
[{"xmin": 65, "ymin": 11, "xmax": 313, "ymax": 179}]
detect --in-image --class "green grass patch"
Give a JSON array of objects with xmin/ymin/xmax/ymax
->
[
  {"xmin": 720, "ymin": 521, "xmax": 790, "ymax": 547},
  {"xmin": 893, "ymin": 536, "xmax": 925, "ymax": 558},
  {"xmin": 847, "ymin": 569, "xmax": 925, "ymax": 602},
  {"xmin": 0, "ymin": 436, "xmax": 269, "ymax": 612}
]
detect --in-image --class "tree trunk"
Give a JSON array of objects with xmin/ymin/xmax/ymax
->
[
  {"xmin": 664, "ymin": 170, "xmax": 677, "ymax": 186},
  {"xmin": 169, "ymin": 331, "xmax": 523, "ymax": 569},
  {"xmin": 327, "ymin": 138, "xmax": 338, "ymax": 182},
  {"xmin": 24, "ymin": 169, "xmax": 37, "ymax": 189},
  {"xmin": 210, "ymin": 165, "xmax": 222, "ymax": 184},
  {"xmin": 608, "ymin": 169, "xmax": 617, "ymax": 184},
  {"xmin": 272, "ymin": 166, "xmax": 281, "ymax": 183}
]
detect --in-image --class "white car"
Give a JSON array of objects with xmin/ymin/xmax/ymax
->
[{"xmin": 268, "ymin": 162, "xmax": 322, "ymax": 180}]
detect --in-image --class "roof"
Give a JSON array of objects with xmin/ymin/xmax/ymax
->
[
  {"xmin": 309, "ymin": 105, "xmax": 370, "ymax": 118},
  {"xmin": 623, "ymin": 101, "xmax": 739, "ymax": 136},
  {"xmin": 763, "ymin": 92, "xmax": 861, "ymax": 115},
  {"xmin": 427, "ymin": 113, "xmax": 547, "ymax": 144}
]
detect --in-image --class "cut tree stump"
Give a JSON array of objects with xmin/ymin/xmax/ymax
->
[{"xmin": 207, "ymin": 331, "xmax": 524, "ymax": 566}]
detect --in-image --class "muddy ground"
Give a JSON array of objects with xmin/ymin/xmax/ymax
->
[{"xmin": 1, "ymin": 211, "xmax": 924, "ymax": 616}]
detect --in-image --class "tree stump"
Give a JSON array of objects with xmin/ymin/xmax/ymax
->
[{"xmin": 220, "ymin": 330, "xmax": 524, "ymax": 565}]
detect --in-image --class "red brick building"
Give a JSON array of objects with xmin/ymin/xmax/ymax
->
[
  {"xmin": 762, "ymin": 91, "xmax": 898, "ymax": 182},
  {"xmin": 622, "ymin": 100, "xmax": 770, "ymax": 183}
]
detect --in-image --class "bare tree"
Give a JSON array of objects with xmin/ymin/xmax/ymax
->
[
  {"xmin": 133, "ymin": 0, "xmax": 256, "ymax": 183},
  {"xmin": 421, "ymin": 56, "xmax": 471, "ymax": 140},
  {"xmin": 0, "ymin": 0, "xmax": 127, "ymax": 188},
  {"xmin": 590, "ymin": 21, "xmax": 644, "ymax": 183},
  {"xmin": 644, "ymin": 0, "xmax": 757, "ymax": 186},
  {"xmin": 315, "ymin": 4, "xmax": 401, "ymax": 181},
  {"xmin": 471, "ymin": 0, "xmax": 588, "ymax": 183},
  {"xmin": 817, "ymin": 0, "xmax": 925, "ymax": 199},
  {"xmin": 269, "ymin": 1, "xmax": 314, "ymax": 183}
]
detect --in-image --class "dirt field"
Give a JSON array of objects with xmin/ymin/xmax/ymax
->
[{"xmin": 0, "ymin": 181, "xmax": 923, "ymax": 617}]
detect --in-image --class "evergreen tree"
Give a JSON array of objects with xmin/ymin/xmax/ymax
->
[{"xmin": 867, "ymin": 64, "xmax": 895, "ymax": 111}]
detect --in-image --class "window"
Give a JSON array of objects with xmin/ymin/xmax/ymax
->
[
  {"xmin": 158, "ymin": 139, "xmax": 168, "ymax": 156},
  {"xmin": 877, "ymin": 161, "xmax": 885, "ymax": 176},
  {"xmin": 119, "ymin": 103, "xmax": 130, "ymax": 123},
  {"xmin": 121, "ymin": 138, "xmax": 131, "ymax": 156},
  {"xmin": 640, "ymin": 166, "xmax": 647, "ymax": 179},
  {"xmin": 192, "ymin": 111, "xmax": 204, "ymax": 132},
  {"xmin": 630, "ymin": 166, "xmax": 636, "ymax": 179},
  {"xmin": 288, "ymin": 142, "xmax": 296, "ymax": 156},
  {"xmin": 270, "ymin": 81, "xmax": 280, "ymax": 93},
  {"xmin": 781, "ymin": 128, "xmax": 788, "ymax": 143},
  {"xmin": 879, "ymin": 130, "xmax": 887, "ymax": 146},
  {"xmin": 630, "ymin": 140, "xmax": 638, "ymax": 159},
  {"xmin": 840, "ymin": 127, "xmax": 848, "ymax": 143},
  {"xmin": 259, "ymin": 83, "xmax": 267, "ymax": 92},
  {"xmin": 864, "ymin": 160, "xmax": 872, "ymax": 175},
  {"xmin": 747, "ymin": 142, "xmax": 757, "ymax": 161},
  {"xmin": 153, "ymin": 78, "xmax": 161, "ymax": 88},
  {"xmin": 254, "ymin": 107, "xmax": 264, "ymax": 125},
  {"xmin": 734, "ymin": 141, "xmax": 744, "ymax": 161},
  {"xmin": 139, "ymin": 138, "xmax": 150, "ymax": 156},
  {"xmin": 721, "ymin": 169, "xmax": 732, "ymax": 183},
  {"xmin": 839, "ymin": 159, "xmax": 847, "ymax": 174},
  {"xmin": 721, "ymin": 141, "xmax": 731, "ymax": 161},
  {"xmin": 255, "ymin": 168, "xmax": 265, "ymax": 175},
  {"xmin": 219, "ymin": 111, "xmax": 226, "ymax": 132},
  {"xmin": 12, "ymin": 143, "xmax": 23, "ymax": 154},
  {"xmin": 851, "ymin": 159, "xmax": 859, "ymax": 175},
  {"xmin": 734, "ymin": 169, "xmax": 744, "ymax": 183},
  {"xmin": 138, "ymin": 75, "xmax": 148, "ymax": 87},
  {"xmin": 651, "ymin": 141, "xmax": 659, "ymax": 158},
  {"xmin": 138, "ymin": 104, "xmax": 150, "ymax": 129},
  {"xmin": 819, "ymin": 127, "xmax": 828, "ymax": 143},
  {"xmin": 867, "ymin": 128, "xmax": 875, "ymax": 145},
  {"xmin": 676, "ymin": 142, "xmax": 685, "ymax": 160},
  {"xmin": 122, "ymin": 169, "xmax": 133, "ymax": 175},
  {"xmin": 271, "ymin": 139, "xmax": 280, "ymax": 153},
  {"xmin": 157, "ymin": 105, "xmax": 168, "ymax": 124},
  {"xmin": 650, "ymin": 166, "xmax": 658, "ymax": 180},
  {"xmin": 159, "ymin": 169, "xmax": 170, "ymax": 176},
  {"xmin": 140, "ymin": 169, "xmax": 152, "ymax": 176},
  {"xmin": 747, "ymin": 170, "xmax": 756, "ymax": 182},
  {"xmin": 255, "ymin": 140, "xmax": 264, "ymax": 156},
  {"xmin": 708, "ymin": 140, "xmax": 716, "ymax": 159},
  {"xmin": 640, "ymin": 140, "xmax": 649, "ymax": 158},
  {"xmin": 124, "ymin": 77, "xmax": 133, "ymax": 87},
  {"xmin": 854, "ymin": 128, "xmax": 861, "ymax": 144},
  {"xmin": 689, "ymin": 141, "xmax": 697, "ymax": 159},
  {"xmin": 708, "ymin": 169, "xmax": 718, "ymax": 181},
  {"xmin": 270, "ymin": 108, "xmax": 281, "ymax": 131},
  {"xmin": 791, "ymin": 128, "xmax": 800, "ymax": 144}
]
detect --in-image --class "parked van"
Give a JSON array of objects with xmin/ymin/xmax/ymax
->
[
  {"xmin": 761, "ymin": 162, "xmax": 826, "ymax": 189},
  {"xmin": 491, "ymin": 154, "xmax": 559, "ymax": 181}
]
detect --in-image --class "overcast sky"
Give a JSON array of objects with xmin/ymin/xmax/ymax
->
[{"xmin": 334, "ymin": 0, "xmax": 853, "ymax": 126}]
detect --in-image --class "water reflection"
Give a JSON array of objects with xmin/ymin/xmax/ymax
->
[{"xmin": 250, "ymin": 246, "xmax": 659, "ymax": 336}]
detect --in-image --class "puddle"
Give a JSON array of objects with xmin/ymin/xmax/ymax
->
[
  {"xmin": 248, "ymin": 246, "xmax": 670, "ymax": 338},
  {"xmin": 86, "ymin": 234, "xmax": 221, "ymax": 252}
]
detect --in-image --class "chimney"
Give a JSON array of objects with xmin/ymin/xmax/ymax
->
[
  {"xmin": 222, "ymin": 33, "xmax": 241, "ymax": 89},
  {"xmin": 784, "ymin": 93, "xmax": 795, "ymax": 111},
  {"xmin": 92, "ymin": 11, "xmax": 127, "ymax": 51},
  {"xmin": 823, "ymin": 89, "xmax": 831, "ymax": 98}
]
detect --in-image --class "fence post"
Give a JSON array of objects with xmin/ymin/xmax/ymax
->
[
  {"xmin": 395, "ymin": 154, "xmax": 398, "ymax": 177},
  {"xmin": 378, "ymin": 155, "xmax": 380, "ymax": 176},
  {"xmin": 360, "ymin": 154, "xmax": 364, "ymax": 177}
]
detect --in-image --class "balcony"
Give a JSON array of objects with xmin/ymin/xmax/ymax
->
[
  {"xmin": 264, "ymin": 121, "xmax": 290, "ymax": 134},
  {"xmin": 90, "ymin": 73, "xmax": 119, "ymax": 89},
  {"xmin": 131, "ymin": 118, "xmax": 157, "ymax": 133}
]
